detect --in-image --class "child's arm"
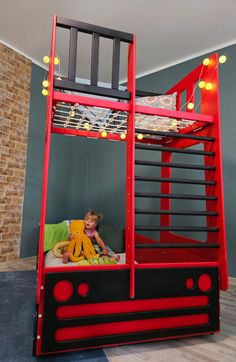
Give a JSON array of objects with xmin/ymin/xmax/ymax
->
[{"xmin": 94, "ymin": 231, "xmax": 108, "ymax": 255}]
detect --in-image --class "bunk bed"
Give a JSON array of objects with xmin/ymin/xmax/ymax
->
[{"xmin": 34, "ymin": 16, "xmax": 228, "ymax": 355}]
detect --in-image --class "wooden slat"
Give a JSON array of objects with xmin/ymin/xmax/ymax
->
[
  {"xmin": 112, "ymin": 38, "xmax": 120, "ymax": 89},
  {"xmin": 91, "ymin": 33, "xmax": 100, "ymax": 86},
  {"xmin": 68, "ymin": 27, "xmax": 78, "ymax": 82}
]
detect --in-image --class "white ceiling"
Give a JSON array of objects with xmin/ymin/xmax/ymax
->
[{"xmin": 1, "ymin": 0, "xmax": 236, "ymax": 83}]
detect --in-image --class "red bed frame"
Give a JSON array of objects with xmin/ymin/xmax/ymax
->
[{"xmin": 34, "ymin": 16, "xmax": 228, "ymax": 355}]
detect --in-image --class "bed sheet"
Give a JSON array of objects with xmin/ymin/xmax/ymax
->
[{"xmin": 45, "ymin": 250, "xmax": 129, "ymax": 267}]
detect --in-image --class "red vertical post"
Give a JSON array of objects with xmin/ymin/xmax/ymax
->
[
  {"xmin": 36, "ymin": 15, "xmax": 57, "ymax": 304},
  {"xmin": 201, "ymin": 53, "xmax": 228, "ymax": 290},
  {"xmin": 126, "ymin": 35, "xmax": 136, "ymax": 299}
]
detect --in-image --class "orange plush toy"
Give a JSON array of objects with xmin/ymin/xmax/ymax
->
[{"xmin": 66, "ymin": 220, "xmax": 99, "ymax": 262}]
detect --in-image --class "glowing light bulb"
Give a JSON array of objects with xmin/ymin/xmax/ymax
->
[
  {"xmin": 198, "ymin": 81, "xmax": 205, "ymax": 89},
  {"xmin": 101, "ymin": 131, "xmax": 107, "ymax": 137},
  {"xmin": 219, "ymin": 55, "xmax": 227, "ymax": 64},
  {"xmin": 69, "ymin": 110, "xmax": 75, "ymax": 117},
  {"xmin": 42, "ymin": 88, "xmax": 48, "ymax": 96},
  {"xmin": 54, "ymin": 57, "xmax": 60, "ymax": 65},
  {"xmin": 120, "ymin": 133, "xmax": 126, "ymax": 139},
  {"xmin": 187, "ymin": 102, "xmax": 194, "ymax": 110},
  {"xmin": 203, "ymin": 58, "xmax": 210, "ymax": 66},
  {"xmin": 137, "ymin": 133, "xmax": 143, "ymax": 140},
  {"xmin": 172, "ymin": 119, "xmax": 178, "ymax": 126},
  {"xmin": 205, "ymin": 82, "xmax": 213, "ymax": 90},
  {"xmin": 42, "ymin": 80, "xmax": 49, "ymax": 88},
  {"xmin": 43, "ymin": 56, "xmax": 50, "ymax": 64},
  {"xmin": 84, "ymin": 122, "xmax": 90, "ymax": 130}
]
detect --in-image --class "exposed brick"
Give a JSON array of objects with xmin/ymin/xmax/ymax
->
[{"xmin": 0, "ymin": 42, "xmax": 31, "ymax": 262}]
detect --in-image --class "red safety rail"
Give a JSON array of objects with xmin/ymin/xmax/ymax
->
[
  {"xmin": 125, "ymin": 35, "xmax": 136, "ymax": 299},
  {"xmin": 36, "ymin": 15, "xmax": 57, "ymax": 304}
]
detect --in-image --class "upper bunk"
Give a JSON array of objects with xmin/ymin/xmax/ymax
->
[{"xmin": 44, "ymin": 16, "xmax": 220, "ymax": 146}]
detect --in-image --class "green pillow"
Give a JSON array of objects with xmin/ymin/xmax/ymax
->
[
  {"xmin": 44, "ymin": 222, "xmax": 69, "ymax": 252},
  {"xmin": 98, "ymin": 224, "xmax": 124, "ymax": 253}
]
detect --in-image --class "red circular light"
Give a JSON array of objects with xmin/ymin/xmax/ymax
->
[
  {"xmin": 186, "ymin": 278, "xmax": 195, "ymax": 289},
  {"xmin": 198, "ymin": 274, "xmax": 212, "ymax": 292},
  {"xmin": 53, "ymin": 280, "xmax": 73, "ymax": 302},
  {"xmin": 78, "ymin": 283, "xmax": 90, "ymax": 297}
]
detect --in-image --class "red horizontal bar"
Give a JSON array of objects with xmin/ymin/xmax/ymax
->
[
  {"xmin": 135, "ymin": 105, "xmax": 214, "ymax": 123},
  {"xmin": 53, "ymin": 92, "xmax": 213, "ymax": 123},
  {"xmin": 44, "ymin": 263, "xmax": 130, "ymax": 273},
  {"xmin": 52, "ymin": 126, "xmax": 123, "ymax": 141},
  {"xmin": 57, "ymin": 296, "xmax": 209, "ymax": 319},
  {"xmin": 55, "ymin": 314, "xmax": 209, "ymax": 341},
  {"xmin": 53, "ymin": 91, "xmax": 130, "ymax": 112}
]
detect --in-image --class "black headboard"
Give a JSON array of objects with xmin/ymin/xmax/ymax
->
[{"xmin": 54, "ymin": 17, "xmax": 133, "ymax": 100}]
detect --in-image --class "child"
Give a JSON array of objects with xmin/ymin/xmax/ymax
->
[{"xmin": 84, "ymin": 210, "xmax": 120, "ymax": 262}]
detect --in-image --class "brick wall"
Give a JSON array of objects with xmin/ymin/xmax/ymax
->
[{"xmin": 0, "ymin": 43, "xmax": 32, "ymax": 262}]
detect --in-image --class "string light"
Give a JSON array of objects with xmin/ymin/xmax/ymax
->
[
  {"xmin": 84, "ymin": 122, "xmax": 90, "ymax": 130},
  {"xmin": 137, "ymin": 134, "xmax": 143, "ymax": 140},
  {"xmin": 198, "ymin": 81, "xmax": 205, "ymax": 89},
  {"xmin": 172, "ymin": 119, "xmax": 178, "ymax": 127},
  {"xmin": 42, "ymin": 88, "xmax": 48, "ymax": 96},
  {"xmin": 42, "ymin": 80, "xmax": 49, "ymax": 88},
  {"xmin": 43, "ymin": 56, "xmax": 50, "ymax": 64},
  {"xmin": 219, "ymin": 55, "xmax": 227, "ymax": 64},
  {"xmin": 187, "ymin": 102, "xmax": 194, "ymax": 110},
  {"xmin": 54, "ymin": 56, "xmax": 60, "ymax": 65},
  {"xmin": 203, "ymin": 58, "xmax": 210, "ymax": 66},
  {"xmin": 120, "ymin": 133, "xmax": 126, "ymax": 139},
  {"xmin": 205, "ymin": 82, "xmax": 213, "ymax": 90},
  {"xmin": 101, "ymin": 131, "xmax": 107, "ymax": 137}
]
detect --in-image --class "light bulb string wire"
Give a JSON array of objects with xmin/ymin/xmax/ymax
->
[{"xmin": 179, "ymin": 61, "xmax": 218, "ymax": 113}]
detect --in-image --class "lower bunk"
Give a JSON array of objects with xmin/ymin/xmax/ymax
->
[{"xmin": 34, "ymin": 261, "xmax": 219, "ymax": 355}]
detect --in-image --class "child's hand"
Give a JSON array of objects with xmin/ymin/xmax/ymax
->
[{"xmin": 102, "ymin": 248, "xmax": 108, "ymax": 255}]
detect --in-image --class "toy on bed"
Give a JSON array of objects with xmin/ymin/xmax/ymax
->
[{"xmin": 53, "ymin": 220, "xmax": 99, "ymax": 262}]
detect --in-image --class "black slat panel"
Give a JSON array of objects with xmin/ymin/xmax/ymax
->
[
  {"xmin": 135, "ymin": 243, "xmax": 220, "ymax": 248},
  {"xmin": 135, "ymin": 175, "xmax": 216, "ymax": 186},
  {"xmin": 57, "ymin": 17, "xmax": 133, "ymax": 43},
  {"xmin": 135, "ymin": 128, "xmax": 215, "ymax": 141},
  {"xmin": 135, "ymin": 226, "xmax": 219, "ymax": 232},
  {"xmin": 135, "ymin": 192, "xmax": 217, "ymax": 201},
  {"xmin": 68, "ymin": 27, "xmax": 78, "ymax": 82},
  {"xmin": 91, "ymin": 33, "xmax": 100, "ymax": 86},
  {"xmin": 112, "ymin": 38, "xmax": 120, "ymax": 89},
  {"xmin": 135, "ymin": 159, "xmax": 216, "ymax": 171},
  {"xmin": 135, "ymin": 143, "xmax": 215, "ymax": 156},
  {"xmin": 54, "ymin": 78, "xmax": 130, "ymax": 99},
  {"xmin": 135, "ymin": 209, "xmax": 218, "ymax": 216},
  {"xmin": 41, "ymin": 267, "xmax": 219, "ymax": 352}
]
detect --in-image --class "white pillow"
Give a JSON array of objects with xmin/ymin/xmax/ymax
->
[{"xmin": 135, "ymin": 93, "xmax": 178, "ymax": 132}]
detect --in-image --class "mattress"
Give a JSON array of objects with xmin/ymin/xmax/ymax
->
[{"xmin": 45, "ymin": 250, "xmax": 129, "ymax": 267}]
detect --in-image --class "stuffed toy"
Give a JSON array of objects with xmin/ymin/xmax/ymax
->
[
  {"xmin": 52, "ymin": 241, "xmax": 69, "ymax": 259},
  {"xmin": 58, "ymin": 220, "xmax": 99, "ymax": 262}
]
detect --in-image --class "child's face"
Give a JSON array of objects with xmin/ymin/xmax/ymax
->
[{"xmin": 85, "ymin": 216, "xmax": 97, "ymax": 230}]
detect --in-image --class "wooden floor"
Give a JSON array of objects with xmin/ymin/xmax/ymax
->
[{"xmin": 1, "ymin": 257, "xmax": 236, "ymax": 362}]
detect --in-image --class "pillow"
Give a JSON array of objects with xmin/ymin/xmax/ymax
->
[
  {"xmin": 135, "ymin": 93, "xmax": 178, "ymax": 132},
  {"xmin": 44, "ymin": 222, "xmax": 69, "ymax": 252},
  {"xmin": 98, "ymin": 224, "xmax": 125, "ymax": 253}
]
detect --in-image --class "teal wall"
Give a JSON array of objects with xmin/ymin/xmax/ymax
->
[
  {"xmin": 20, "ymin": 64, "xmax": 127, "ymax": 257},
  {"xmin": 136, "ymin": 44, "xmax": 236, "ymax": 277}
]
